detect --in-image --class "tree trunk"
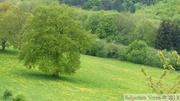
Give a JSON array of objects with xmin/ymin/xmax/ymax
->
[
  {"xmin": 2, "ymin": 40, "xmax": 6, "ymax": 51},
  {"xmin": 53, "ymin": 72, "xmax": 59, "ymax": 77}
]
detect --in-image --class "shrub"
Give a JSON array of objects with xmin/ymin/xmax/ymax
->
[
  {"xmin": 87, "ymin": 39, "xmax": 180, "ymax": 70},
  {"xmin": 13, "ymin": 94, "xmax": 26, "ymax": 101},
  {"xmin": 144, "ymin": 48, "xmax": 180, "ymax": 70},
  {"xmin": 126, "ymin": 40, "xmax": 148, "ymax": 64},
  {"xmin": 87, "ymin": 39, "xmax": 121, "ymax": 58},
  {"xmin": 141, "ymin": 51, "xmax": 180, "ymax": 94},
  {"xmin": 2, "ymin": 89, "xmax": 26, "ymax": 101},
  {"xmin": 161, "ymin": 50, "xmax": 180, "ymax": 70},
  {"xmin": 117, "ymin": 45, "xmax": 127, "ymax": 61},
  {"xmin": 103, "ymin": 43, "xmax": 120, "ymax": 58},
  {"xmin": 86, "ymin": 39, "xmax": 106, "ymax": 57},
  {"xmin": 144, "ymin": 47, "xmax": 163, "ymax": 67},
  {"xmin": 3, "ymin": 89, "xmax": 13, "ymax": 99}
]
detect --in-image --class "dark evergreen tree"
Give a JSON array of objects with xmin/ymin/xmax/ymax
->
[
  {"xmin": 113, "ymin": 0, "xmax": 123, "ymax": 12},
  {"xmin": 129, "ymin": 3, "xmax": 136, "ymax": 13},
  {"xmin": 141, "ymin": 0, "xmax": 155, "ymax": 6},
  {"xmin": 155, "ymin": 21, "xmax": 180, "ymax": 53},
  {"xmin": 155, "ymin": 21, "xmax": 172, "ymax": 50},
  {"xmin": 59, "ymin": 0, "xmax": 87, "ymax": 6},
  {"xmin": 83, "ymin": 0, "xmax": 101, "ymax": 10},
  {"xmin": 171, "ymin": 23, "xmax": 180, "ymax": 53},
  {"xmin": 99, "ymin": 0, "xmax": 113, "ymax": 10}
]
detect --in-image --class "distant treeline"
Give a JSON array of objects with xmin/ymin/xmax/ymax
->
[{"xmin": 59, "ymin": 0, "xmax": 162, "ymax": 13}]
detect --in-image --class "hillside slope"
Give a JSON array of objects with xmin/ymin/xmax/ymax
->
[{"xmin": 0, "ymin": 49, "xmax": 179, "ymax": 101}]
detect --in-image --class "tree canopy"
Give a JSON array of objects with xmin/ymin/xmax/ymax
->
[
  {"xmin": 59, "ymin": 0, "xmax": 163, "ymax": 13},
  {"xmin": 0, "ymin": 2, "xmax": 29, "ymax": 51},
  {"xmin": 155, "ymin": 21, "xmax": 180, "ymax": 53},
  {"xmin": 19, "ymin": 3, "xmax": 94, "ymax": 76}
]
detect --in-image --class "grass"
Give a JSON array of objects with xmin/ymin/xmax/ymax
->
[{"xmin": 0, "ymin": 48, "xmax": 179, "ymax": 101}]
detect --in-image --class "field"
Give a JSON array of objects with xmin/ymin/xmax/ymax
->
[{"xmin": 0, "ymin": 48, "xmax": 179, "ymax": 101}]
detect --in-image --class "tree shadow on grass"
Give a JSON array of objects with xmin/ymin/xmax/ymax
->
[
  {"xmin": 0, "ymin": 49, "xmax": 18, "ymax": 56},
  {"xmin": 14, "ymin": 69, "xmax": 78, "ymax": 84}
]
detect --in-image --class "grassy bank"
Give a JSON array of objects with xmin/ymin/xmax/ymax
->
[{"xmin": 0, "ymin": 49, "xmax": 179, "ymax": 101}]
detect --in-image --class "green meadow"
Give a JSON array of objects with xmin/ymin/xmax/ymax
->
[{"xmin": 0, "ymin": 48, "xmax": 179, "ymax": 101}]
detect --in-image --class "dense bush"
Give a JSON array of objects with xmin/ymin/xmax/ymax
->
[
  {"xmin": 126, "ymin": 40, "xmax": 148, "ymax": 64},
  {"xmin": 87, "ymin": 39, "xmax": 180, "ymax": 70},
  {"xmin": 2, "ymin": 89, "xmax": 26, "ymax": 101},
  {"xmin": 161, "ymin": 50, "xmax": 180, "ymax": 70},
  {"xmin": 144, "ymin": 47, "xmax": 162, "ymax": 67},
  {"xmin": 117, "ymin": 40, "xmax": 180, "ymax": 70},
  {"xmin": 83, "ymin": 11, "xmax": 105, "ymax": 34},
  {"xmin": 117, "ymin": 41, "xmax": 163, "ymax": 68},
  {"xmin": 104, "ymin": 43, "xmax": 120, "ymax": 58},
  {"xmin": 95, "ymin": 13, "xmax": 118, "ymax": 41},
  {"xmin": 117, "ymin": 45, "xmax": 127, "ymax": 61},
  {"xmin": 13, "ymin": 94, "xmax": 26, "ymax": 101},
  {"xmin": 3, "ymin": 89, "xmax": 13, "ymax": 99},
  {"xmin": 86, "ymin": 39, "xmax": 106, "ymax": 57},
  {"xmin": 133, "ymin": 19, "xmax": 158, "ymax": 47},
  {"xmin": 86, "ymin": 39, "xmax": 121, "ymax": 58}
]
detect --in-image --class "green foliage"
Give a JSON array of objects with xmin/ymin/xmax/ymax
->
[
  {"xmin": 117, "ymin": 45, "xmax": 127, "ymax": 61},
  {"xmin": 87, "ymin": 39, "xmax": 180, "ymax": 69},
  {"xmin": 86, "ymin": 39, "xmax": 106, "ymax": 57},
  {"xmin": 82, "ymin": 9, "xmax": 160, "ymax": 46},
  {"xmin": 141, "ymin": 51, "xmax": 180, "ymax": 94},
  {"xmin": 95, "ymin": 13, "xmax": 118, "ymax": 41},
  {"xmin": 84, "ymin": 11, "xmax": 151, "ymax": 46},
  {"xmin": 83, "ymin": 0, "xmax": 101, "ymax": 10},
  {"xmin": 137, "ymin": 0, "xmax": 180, "ymax": 21},
  {"xmin": 86, "ymin": 39, "xmax": 120, "ymax": 58},
  {"xmin": 133, "ymin": 19, "xmax": 158, "ymax": 47},
  {"xmin": 0, "ymin": 0, "xmax": 20, "ymax": 4},
  {"xmin": 2, "ymin": 88, "xmax": 26, "ymax": 101},
  {"xmin": 104, "ymin": 42, "xmax": 119, "ymax": 58},
  {"xmin": 17, "ymin": 0, "xmax": 59, "ymax": 12},
  {"xmin": 143, "ymin": 49, "xmax": 180, "ymax": 70},
  {"xmin": 161, "ymin": 50, "xmax": 180, "ymax": 70},
  {"xmin": 13, "ymin": 94, "xmax": 26, "ymax": 101},
  {"xmin": 155, "ymin": 21, "xmax": 180, "ymax": 53},
  {"xmin": 172, "ymin": 15, "xmax": 180, "ymax": 25},
  {"xmin": 3, "ymin": 89, "xmax": 13, "ymax": 99},
  {"xmin": 19, "ymin": 3, "xmax": 94, "ymax": 75},
  {"xmin": 114, "ymin": 13, "xmax": 141, "ymax": 45},
  {"xmin": 141, "ymin": 0, "xmax": 156, "ymax": 6},
  {"xmin": 126, "ymin": 40, "xmax": 148, "ymax": 64},
  {"xmin": 59, "ymin": 0, "xmax": 162, "ymax": 12},
  {"xmin": 0, "ymin": 2, "xmax": 29, "ymax": 51},
  {"xmin": 143, "ymin": 47, "xmax": 162, "ymax": 67},
  {"xmin": 83, "ymin": 11, "xmax": 105, "ymax": 34}
]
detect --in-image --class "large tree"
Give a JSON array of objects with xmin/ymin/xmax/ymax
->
[
  {"xmin": 95, "ymin": 13, "xmax": 118, "ymax": 41},
  {"xmin": 17, "ymin": 0, "xmax": 58, "ymax": 12},
  {"xmin": 155, "ymin": 21, "xmax": 180, "ymax": 53},
  {"xmin": 113, "ymin": 0, "xmax": 123, "ymax": 12},
  {"xmin": 0, "ymin": 2, "xmax": 29, "ymax": 51},
  {"xmin": 133, "ymin": 19, "xmax": 158, "ymax": 47},
  {"xmin": 155, "ymin": 21, "xmax": 173, "ymax": 50},
  {"xmin": 19, "ymin": 3, "xmax": 94, "ymax": 76},
  {"xmin": 83, "ymin": 11, "xmax": 104, "ymax": 34}
]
